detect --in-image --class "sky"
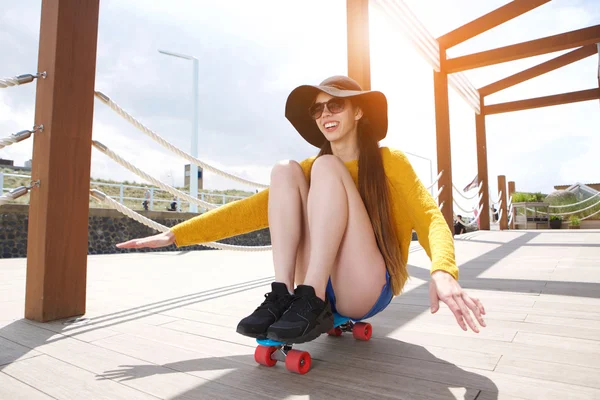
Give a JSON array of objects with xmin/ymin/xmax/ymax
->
[{"xmin": 1, "ymin": 0, "xmax": 599, "ymax": 214}]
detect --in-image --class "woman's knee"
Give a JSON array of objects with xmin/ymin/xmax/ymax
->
[
  {"xmin": 270, "ymin": 160, "xmax": 305, "ymax": 185},
  {"xmin": 310, "ymin": 155, "xmax": 345, "ymax": 182}
]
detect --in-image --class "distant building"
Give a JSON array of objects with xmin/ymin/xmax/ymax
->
[
  {"xmin": 0, "ymin": 159, "xmax": 14, "ymax": 166},
  {"xmin": 184, "ymin": 164, "xmax": 203, "ymax": 189},
  {"xmin": 25, "ymin": 159, "xmax": 32, "ymax": 168}
]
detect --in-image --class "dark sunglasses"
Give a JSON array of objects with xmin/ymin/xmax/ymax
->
[{"xmin": 308, "ymin": 98, "xmax": 346, "ymax": 120}]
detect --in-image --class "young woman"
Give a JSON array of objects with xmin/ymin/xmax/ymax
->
[{"xmin": 117, "ymin": 76, "xmax": 486, "ymax": 344}]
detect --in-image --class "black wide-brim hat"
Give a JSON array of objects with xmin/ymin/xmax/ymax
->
[{"xmin": 285, "ymin": 75, "xmax": 388, "ymax": 148}]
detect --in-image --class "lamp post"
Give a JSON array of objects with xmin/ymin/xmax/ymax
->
[
  {"xmin": 404, "ymin": 151, "xmax": 434, "ymax": 197},
  {"xmin": 158, "ymin": 49, "xmax": 199, "ymax": 213}
]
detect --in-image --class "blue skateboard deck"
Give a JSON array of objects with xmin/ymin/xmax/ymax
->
[{"xmin": 256, "ymin": 312, "xmax": 350, "ymax": 346}]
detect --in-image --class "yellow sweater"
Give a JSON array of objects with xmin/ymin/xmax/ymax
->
[{"xmin": 171, "ymin": 147, "xmax": 458, "ymax": 296}]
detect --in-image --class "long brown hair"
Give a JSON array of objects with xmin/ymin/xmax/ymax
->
[{"xmin": 316, "ymin": 106, "xmax": 407, "ymax": 295}]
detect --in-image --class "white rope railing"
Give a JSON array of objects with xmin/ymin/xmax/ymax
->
[
  {"xmin": 439, "ymin": 201, "xmax": 445, "ymax": 211},
  {"xmin": 92, "ymin": 141, "xmax": 219, "ymax": 210},
  {"xmin": 434, "ymin": 185, "xmax": 444, "ymax": 200},
  {"xmin": 489, "ymin": 191, "xmax": 502, "ymax": 205},
  {"xmin": 453, "ymin": 198, "xmax": 477, "ymax": 214},
  {"xmin": 525, "ymin": 197, "xmax": 600, "ymax": 217},
  {"xmin": 94, "ymin": 91, "xmax": 269, "ymax": 189},
  {"xmin": 0, "ymin": 125, "xmax": 43, "ymax": 149},
  {"xmin": 453, "ymin": 181, "xmax": 483, "ymax": 200},
  {"xmin": 548, "ymin": 192, "xmax": 600, "ymax": 208},
  {"xmin": 0, "ymin": 182, "xmax": 40, "ymax": 206},
  {"xmin": 427, "ymin": 171, "xmax": 443, "ymax": 190},
  {"xmin": 0, "ymin": 72, "xmax": 46, "ymax": 89},
  {"xmin": 90, "ymin": 189, "xmax": 272, "ymax": 252}
]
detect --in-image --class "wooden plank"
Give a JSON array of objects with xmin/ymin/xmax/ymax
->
[
  {"xmin": 437, "ymin": 0, "xmax": 550, "ymax": 49},
  {"xmin": 475, "ymin": 102, "xmax": 490, "ymax": 230},
  {"xmin": 387, "ymin": 330, "xmax": 600, "ymax": 370},
  {"xmin": 347, "ymin": 0, "xmax": 371, "ymax": 89},
  {"xmin": 0, "ymin": 321, "xmax": 267, "ymax": 400},
  {"xmin": 524, "ymin": 314, "xmax": 600, "ymax": 331},
  {"xmin": 94, "ymin": 332, "xmax": 438, "ymax": 400},
  {"xmin": 513, "ymin": 332, "xmax": 600, "ymax": 354},
  {"xmin": 26, "ymin": 0, "xmax": 100, "ymax": 322},
  {"xmin": 479, "ymin": 45, "xmax": 598, "ymax": 96},
  {"xmin": 434, "ymin": 61, "xmax": 454, "ymax": 229},
  {"xmin": 0, "ymin": 336, "xmax": 41, "ymax": 366},
  {"xmin": 2, "ymin": 355, "xmax": 157, "ymax": 400},
  {"xmin": 446, "ymin": 24, "xmax": 600, "ymax": 72},
  {"xmin": 484, "ymin": 88, "xmax": 600, "ymax": 115},
  {"xmin": 106, "ymin": 322, "xmax": 481, "ymax": 399},
  {"xmin": 462, "ymin": 367, "xmax": 600, "ymax": 400},
  {"xmin": 0, "ymin": 372, "xmax": 54, "ymax": 400},
  {"xmin": 496, "ymin": 355, "xmax": 600, "ymax": 389}
]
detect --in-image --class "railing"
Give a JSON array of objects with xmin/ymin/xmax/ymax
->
[{"xmin": 0, "ymin": 172, "xmax": 248, "ymax": 213}]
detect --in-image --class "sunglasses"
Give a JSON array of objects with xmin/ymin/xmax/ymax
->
[{"xmin": 308, "ymin": 98, "xmax": 346, "ymax": 120}]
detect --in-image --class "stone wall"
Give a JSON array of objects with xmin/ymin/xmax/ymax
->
[{"xmin": 0, "ymin": 205, "xmax": 271, "ymax": 258}]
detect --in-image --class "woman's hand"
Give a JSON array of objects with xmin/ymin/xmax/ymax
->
[
  {"xmin": 116, "ymin": 231, "xmax": 175, "ymax": 249},
  {"xmin": 429, "ymin": 270, "xmax": 486, "ymax": 333}
]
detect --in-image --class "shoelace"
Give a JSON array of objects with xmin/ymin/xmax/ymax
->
[{"xmin": 256, "ymin": 292, "xmax": 292, "ymax": 311}]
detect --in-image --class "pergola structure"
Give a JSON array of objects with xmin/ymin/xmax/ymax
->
[
  {"xmin": 347, "ymin": 0, "xmax": 600, "ymax": 232},
  {"xmin": 25, "ymin": 0, "xmax": 600, "ymax": 322}
]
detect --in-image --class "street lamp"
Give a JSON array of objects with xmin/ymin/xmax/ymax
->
[
  {"xmin": 158, "ymin": 49, "xmax": 200, "ymax": 213},
  {"xmin": 404, "ymin": 151, "xmax": 434, "ymax": 197}
]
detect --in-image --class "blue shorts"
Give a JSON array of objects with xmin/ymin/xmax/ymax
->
[{"xmin": 325, "ymin": 270, "xmax": 394, "ymax": 321}]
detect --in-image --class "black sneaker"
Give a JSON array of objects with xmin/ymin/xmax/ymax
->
[
  {"xmin": 266, "ymin": 284, "xmax": 334, "ymax": 344},
  {"xmin": 236, "ymin": 282, "xmax": 294, "ymax": 339}
]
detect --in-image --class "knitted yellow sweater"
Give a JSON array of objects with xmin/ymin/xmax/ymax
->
[{"xmin": 171, "ymin": 147, "xmax": 458, "ymax": 296}]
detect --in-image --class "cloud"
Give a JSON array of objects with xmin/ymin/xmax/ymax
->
[{"xmin": 1, "ymin": 0, "xmax": 598, "ymax": 218}]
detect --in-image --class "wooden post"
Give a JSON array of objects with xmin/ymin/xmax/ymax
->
[
  {"xmin": 508, "ymin": 181, "xmax": 516, "ymax": 229},
  {"xmin": 498, "ymin": 175, "xmax": 508, "ymax": 230},
  {"xmin": 475, "ymin": 98, "xmax": 490, "ymax": 230},
  {"xmin": 25, "ymin": 0, "xmax": 100, "ymax": 322},
  {"xmin": 346, "ymin": 0, "xmax": 371, "ymax": 90},
  {"xmin": 434, "ymin": 48, "xmax": 454, "ymax": 230}
]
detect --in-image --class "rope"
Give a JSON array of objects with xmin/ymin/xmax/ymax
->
[
  {"xmin": 0, "ymin": 125, "xmax": 43, "ymax": 149},
  {"xmin": 94, "ymin": 91, "xmax": 269, "ymax": 189},
  {"xmin": 548, "ymin": 191, "xmax": 600, "ymax": 208},
  {"xmin": 0, "ymin": 72, "xmax": 46, "ymax": 89},
  {"xmin": 0, "ymin": 182, "xmax": 40, "ymax": 206},
  {"xmin": 434, "ymin": 185, "xmax": 444, "ymax": 200},
  {"xmin": 453, "ymin": 198, "xmax": 477, "ymax": 214},
  {"xmin": 92, "ymin": 141, "xmax": 219, "ymax": 210},
  {"xmin": 426, "ymin": 170, "xmax": 443, "ymax": 190},
  {"xmin": 489, "ymin": 191, "xmax": 502, "ymax": 205},
  {"xmin": 90, "ymin": 189, "xmax": 272, "ymax": 252},
  {"xmin": 453, "ymin": 181, "xmax": 483, "ymax": 200},
  {"xmin": 525, "ymin": 196, "xmax": 600, "ymax": 217}
]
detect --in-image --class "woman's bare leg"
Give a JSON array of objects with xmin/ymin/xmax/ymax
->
[
  {"xmin": 302, "ymin": 155, "xmax": 386, "ymax": 319},
  {"xmin": 267, "ymin": 155, "xmax": 386, "ymax": 342},
  {"xmin": 268, "ymin": 160, "xmax": 309, "ymax": 291}
]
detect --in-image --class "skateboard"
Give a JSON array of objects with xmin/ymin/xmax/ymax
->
[{"xmin": 254, "ymin": 312, "xmax": 372, "ymax": 374}]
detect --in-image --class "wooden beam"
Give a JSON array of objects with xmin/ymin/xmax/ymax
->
[
  {"xmin": 484, "ymin": 88, "xmax": 600, "ymax": 115},
  {"xmin": 508, "ymin": 181, "xmax": 516, "ymax": 230},
  {"xmin": 438, "ymin": 0, "xmax": 550, "ymax": 49},
  {"xmin": 475, "ymin": 100, "xmax": 490, "ymax": 231},
  {"xmin": 498, "ymin": 176, "xmax": 508, "ymax": 231},
  {"xmin": 446, "ymin": 24, "xmax": 600, "ymax": 73},
  {"xmin": 25, "ymin": 0, "xmax": 99, "ymax": 322},
  {"xmin": 347, "ymin": 0, "xmax": 371, "ymax": 90},
  {"xmin": 433, "ymin": 51, "xmax": 454, "ymax": 230},
  {"xmin": 480, "ymin": 45, "xmax": 598, "ymax": 97}
]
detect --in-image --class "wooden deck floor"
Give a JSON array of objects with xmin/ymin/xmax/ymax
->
[{"xmin": 1, "ymin": 229, "xmax": 599, "ymax": 399}]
